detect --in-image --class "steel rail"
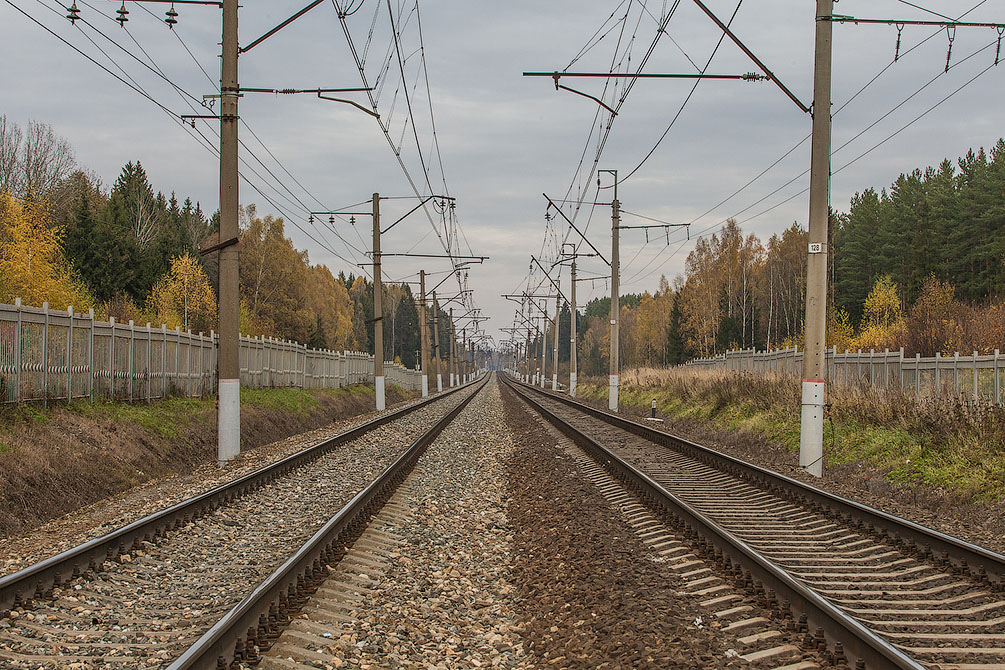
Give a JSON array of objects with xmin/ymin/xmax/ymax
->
[
  {"xmin": 169, "ymin": 373, "xmax": 491, "ymax": 669},
  {"xmin": 508, "ymin": 377, "xmax": 1005, "ymax": 590},
  {"xmin": 502, "ymin": 375, "xmax": 923, "ymax": 670},
  {"xmin": 0, "ymin": 378, "xmax": 477, "ymax": 615}
]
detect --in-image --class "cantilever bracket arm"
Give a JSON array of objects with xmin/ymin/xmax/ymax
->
[
  {"xmin": 318, "ymin": 93, "xmax": 379, "ymax": 118},
  {"xmin": 240, "ymin": 0, "xmax": 326, "ymax": 53},
  {"xmin": 543, "ymin": 194, "xmax": 611, "ymax": 266},
  {"xmin": 551, "ymin": 73, "xmax": 618, "ymax": 116},
  {"xmin": 689, "ymin": 0, "xmax": 810, "ymax": 113}
]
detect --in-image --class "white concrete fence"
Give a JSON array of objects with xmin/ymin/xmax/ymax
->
[
  {"xmin": 0, "ymin": 299, "xmax": 422, "ymax": 405},
  {"xmin": 687, "ymin": 345, "xmax": 1003, "ymax": 404}
]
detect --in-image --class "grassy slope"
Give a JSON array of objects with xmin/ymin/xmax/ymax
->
[
  {"xmin": 0, "ymin": 384, "xmax": 411, "ymax": 537},
  {"xmin": 576, "ymin": 373, "xmax": 1005, "ymax": 501}
]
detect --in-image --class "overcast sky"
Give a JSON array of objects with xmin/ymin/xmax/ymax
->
[{"xmin": 2, "ymin": 0, "xmax": 1003, "ymax": 346}]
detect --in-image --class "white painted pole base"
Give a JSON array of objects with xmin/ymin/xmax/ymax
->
[
  {"xmin": 449, "ymin": 373, "xmax": 455, "ymax": 387},
  {"xmin": 375, "ymin": 375, "xmax": 386, "ymax": 411},
  {"xmin": 570, "ymin": 372, "xmax": 577, "ymax": 398},
  {"xmin": 436, "ymin": 374, "xmax": 442, "ymax": 393},
  {"xmin": 421, "ymin": 375, "xmax": 428, "ymax": 398},
  {"xmin": 608, "ymin": 374, "xmax": 619, "ymax": 412},
  {"xmin": 551, "ymin": 374, "xmax": 557, "ymax": 391},
  {"xmin": 217, "ymin": 378, "xmax": 240, "ymax": 465},
  {"xmin": 799, "ymin": 380, "xmax": 825, "ymax": 478}
]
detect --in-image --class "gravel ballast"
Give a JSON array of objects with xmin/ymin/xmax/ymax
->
[
  {"xmin": 0, "ymin": 387, "xmax": 477, "ymax": 669},
  {"xmin": 0, "ymin": 392, "xmax": 439, "ymax": 578}
]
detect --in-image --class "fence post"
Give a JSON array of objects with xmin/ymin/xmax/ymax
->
[
  {"xmin": 186, "ymin": 329, "xmax": 193, "ymax": 398},
  {"xmin": 995, "ymin": 349, "xmax": 1001, "ymax": 406},
  {"xmin": 128, "ymin": 320, "xmax": 137, "ymax": 403},
  {"xmin": 914, "ymin": 352, "xmax": 921, "ymax": 400},
  {"xmin": 147, "ymin": 323, "xmax": 153, "ymax": 403},
  {"xmin": 109, "ymin": 317, "xmax": 116, "ymax": 400},
  {"xmin": 87, "ymin": 308, "xmax": 94, "ymax": 402},
  {"xmin": 899, "ymin": 348, "xmax": 904, "ymax": 390},
  {"xmin": 202, "ymin": 331, "xmax": 208, "ymax": 395},
  {"xmin": 934, "ymin": 352, "xmax": 941, "ymax": 398},
  {"xmin": 161, "ymin": 324, "xmax": 168, "ymax": 398},
  {"xmin": 14, "ymin": 298, "xmax": 22, "ymax": 403},
  {"xmin": 953, "ymin": 352, "xmax": 959, "ymax": 396},
  {"xmin": 973, "ymin": 351, "xmax": 979, "ymax": 401},
  {"xmin": 66, "ymin": 306, "xmax": 73, "ymax": 403},
  {"xmin": 42, "ymin": 301, "xmax": 50, "ymax": 407}
]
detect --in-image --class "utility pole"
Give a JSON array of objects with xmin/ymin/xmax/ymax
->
[
  {"xmin": 217, "ymin": 0, "xmax": 240, "ymax": 465},
  {"xmin": 800, "ymin": 0, "xmax": 833, "ymax": 478},
  {"xmin": 449, "ymin": 307, "xmax": 456, "ymax": 386},
  {"xmin": 432, "ymin": 291, "xmax": 442, "ymax": 392},
  {"xmin": 419, "ymin": 270, "xmax": 430, "ymax": 397},
  {"xmin": 462, "ymin": 327, "xmax": 468, "ymax": 383},
  {"xmin": 605, "ymin": 169, "xmax": 621, "ymax": 412},
  {"xmin": 539, "ymin": 308, "xmax": 548, "ymax": 388},
  {"xmin": 372, "ymin": 193, "xmax": 385, "ymax": 411},
  {"xmin": 570, "ymin": 254, "xmax": 578, "ymax": 397},
  {"xmin": 526, "ymin": 323, "xmax": 534, "ymax": 381},
  {"xmin": 552, "ymin": 293, "xmax": 560, "ymax": 391}
]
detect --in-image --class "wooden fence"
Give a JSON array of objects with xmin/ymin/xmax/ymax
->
[
  {"xmin": 687, "ymin": 345, "xmax": 1003, "ymax": 404},
  {"xmin": 0, "ymin": 299, "xmax": 422, "ymax": 405}
]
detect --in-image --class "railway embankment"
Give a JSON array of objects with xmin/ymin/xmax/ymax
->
[
  {"xmin": 0, "ymin": 384, "xmax": 413, "ymax": 540},
  {"xmin": 573, "ymin": 371, "xmax": 1005, "ymax": 555}
]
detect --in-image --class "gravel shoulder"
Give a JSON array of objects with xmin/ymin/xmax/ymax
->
[{"xmin": 0, "ymin": 391, "xmax": 435, "ymax": 578}]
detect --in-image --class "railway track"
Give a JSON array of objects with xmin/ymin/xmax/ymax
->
[
  {"xmin": 0, "ymin": 376, "xmax": 486, "ymax": 669},
  {"xmin": 503, "ymin": 375, "xmax": 1005, "ymax": 670}
]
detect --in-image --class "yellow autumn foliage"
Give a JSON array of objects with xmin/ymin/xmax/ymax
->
[
  {"xmin": 147, "ymin": 254, "xmax": 217, "ymax": 333},
  {"xmin": 0, "ymin": 192, "xmax": 93, "ymax": 310}
]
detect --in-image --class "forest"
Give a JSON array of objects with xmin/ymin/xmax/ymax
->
[
  {"xmin": 557, "ymin": 139, "xmax": 1005, "ymax": 375},
  {"xmin": 0, "ymin": 116, "xmax": 452, "ymax": 369},
  {"xmin": 3, "ymin": 115, "xmax": 1005, "ymax": 374}
]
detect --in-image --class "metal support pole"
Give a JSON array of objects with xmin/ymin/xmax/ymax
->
[
  {"xmin": 373, "ymin": 193, "xmax": 385, "ymax": 409},
  {"xmin": 609, "ymin": 174, "xmax": 621, "ymax": 412},
  {"xmin": 799, "ymin": 0, "xmax": 833, "ymax": 478},
  {"xmin": 432, "ymin": 291, "xmax": 442, "ymax": 392},
  {"xmin": 552, "ymin": 293, "xmax": 560, "ymax": 391},
  {"xmin": 540, "ymin": 306, "xmax": 548, "ymax": 388},
  {"xmin": 217, "ymin": 0, "xmax": 241, "ymax": 464},
  {"xmin": 570, "ymin": 257, "xmax": 578, "ymax": 397},
  {"xmin": 419, "ymin": 270, "xmax": 429, "ymax": 397},
  {"xmin": 526, "ymin": 327, "xmax": 534, "ymax": 385},
  {"xmin": 449, "ymin": 307, "xmax": 456, "ymax": 387}
]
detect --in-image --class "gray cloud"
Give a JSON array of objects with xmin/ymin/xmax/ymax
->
[{"xmin": 2, "ymin": 0, "xmax": 1002, "ymax": 345}]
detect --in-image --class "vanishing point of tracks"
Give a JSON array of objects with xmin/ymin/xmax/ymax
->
[
  {"xmin": 504, "ymin": 376, "xmax": 1005, "ymax": 670},
  {"xmin": 0, "ymin": 376, "xmax": 487, "ymax": 669}
]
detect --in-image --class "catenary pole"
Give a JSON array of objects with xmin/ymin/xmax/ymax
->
[
  {"xmin": 552, "ymin": 293, "xmax": 560, "ymax": 391},
  {"xmin": 432, "ymin": 291, "xmax": 442, "ymax": 392},
  {"xmin": 217, "ymin": 0, "xmax": 240, "ymax": 465},
  {"xmin": 449, "ymin": 307, "xmax": 456, "ymax": 386},
  {"xmin": 373, "ymin": 193, "xmax": 385, "ymax": 410},
  {"xmin": 570, "ymin": 255, "xmax": 578, "ymax": 397},
  {"xmin": 419, "ymin": 270, "xmax": 429, "ymax": 397},
  {"xmin": 609, "ymin": 172, "xmax": 621, "ymax": 412},
  {"xmin": 800, "ymin": 0, "xmax": 833, "ymax": 478}
]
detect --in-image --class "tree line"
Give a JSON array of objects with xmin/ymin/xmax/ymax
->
[
  {"xmin": 0, "ymin": 117, "xmax": 457, "ymax": 369},
  {"xmin": 543, "ymin": 139, "xmax": 1005, "ymax": 375}
]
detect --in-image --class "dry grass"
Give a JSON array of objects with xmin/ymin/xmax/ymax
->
[
  {"xmin": 587, "ymin": 367, "xmax": 1005, "ymax": 500},
  {"xmin": 0, "ymin": 385, "xmax": 413, "ymax": 538}
]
